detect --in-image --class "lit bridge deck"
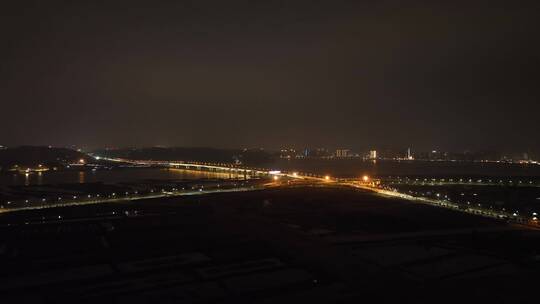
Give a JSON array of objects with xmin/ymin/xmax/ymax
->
[{"xmin": 105, "ymin": 157, "xmax": 333, "ymax": 181}]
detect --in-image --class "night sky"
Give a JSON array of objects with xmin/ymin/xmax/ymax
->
[{"xmin": 2, "ymin": 1, "xmax": 539, "ymax": 152}]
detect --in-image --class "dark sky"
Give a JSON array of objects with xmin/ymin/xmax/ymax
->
[{"xmin": 2, "ymin": 0, "xmax": 539, "ymax": 152}]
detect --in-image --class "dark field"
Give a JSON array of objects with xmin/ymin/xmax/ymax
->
[{"xmin": 1, "ymin": 186, "xmax": 539, "ymax": 303}]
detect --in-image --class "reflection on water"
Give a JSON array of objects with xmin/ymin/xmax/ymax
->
[
  {"xmin": 1, "ymin": 168, "xmax": 250, "ymax": 186},
  {"xmin": 168, "ymin": 168, "xmax": 246, "ymax": 180}
]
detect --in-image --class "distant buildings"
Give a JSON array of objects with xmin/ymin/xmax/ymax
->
[
  {"xmin": 312, "ymin": 148, "xmax": 331, "ymax": 158},
  {"xmin": 335, "ymin": 149, "xmax": 351, "ymax": 158},
  {"xmin": 407, "ymin": 148, "xmax": 414, "ymax": 160},
  {"xmin": 279, "ymin": 149, "xmax": 296, "ymax": 159},
  {"xmin": 279, "ymin": 146, "xmax": 535, "ymax": 163},
  {"xmin": 14, "ymin": 165, "xmax": 50, "ymax": 174},
  {"xmin": 281, "ymin": 148, "xmax": 332, "ymax": 158},
  {"xmin": 280, "ymin": 148, "xmax": 332, "ymax": 159}
]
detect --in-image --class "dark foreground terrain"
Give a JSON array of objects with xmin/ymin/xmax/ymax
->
[{"xmin": 1, "ymin": 186, "xmax": 539, "ymax": 303}]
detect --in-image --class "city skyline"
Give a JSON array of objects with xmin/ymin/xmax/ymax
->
[{"xmin": 1, "ymin": 143, "xmax": 537, "ymax": 159}]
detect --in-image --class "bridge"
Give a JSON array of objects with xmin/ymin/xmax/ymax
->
[
  {"xmin": 102, "ymin": 157, "xmax": 345, "ymax": 183},
  {"xmin": 4, "ymin": 155, "xmax": 538, "ymax": 227},
  {"xmin": 95, "ymin": 156, "xmax": 540, "ymax": 188}
]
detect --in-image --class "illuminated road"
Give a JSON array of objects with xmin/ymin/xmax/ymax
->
[
  {"xmin": 95, "ymin": 157, "xmax": 540, "ymax": 226},
  {"xmin": 342, "ymin": 182, "xmax": 539, "ymax": 228},
  {"xmin": 3, "ymin": 156, "xmax": 538, "ymax": 228},
  {"xmin": 0, "ymin": 186, "xmax": 265, "ymax": 214},
  {"xmin": 1, "ymin": 153, "xmax": 343, "ymax": 214},
  {"xmin": 100, "ymin": 157, "xmax": 332, "ymax": 181},
  {"xmin": 382, "ymin": 177, "xmax": 540, "ymax": 187},
  {"xmin": 0, "ymin": 156, "xmax": 330, "ymax": 214}
]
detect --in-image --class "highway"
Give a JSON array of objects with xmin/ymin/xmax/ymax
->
[
  {"xmin": 100, "ymin": 157, "xmax": 333, "ymax": 181},
  {"xmin": 3, "ymin": 156, "xmax": 538, "ymax": 228},
  {"xmin": 341, "ymin": 182, "xmax": 540, "ymax": 228},
  {"xmin": 381, "ymin": 177, "xmax": 540, "ymax": 187},
  {"xmin": 88, "ymin": 157, "xmax": 540, "ymax": 226},
  {"xmin": 0, "ymin": 186, "xmax": 265, "ymax": 214}
]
